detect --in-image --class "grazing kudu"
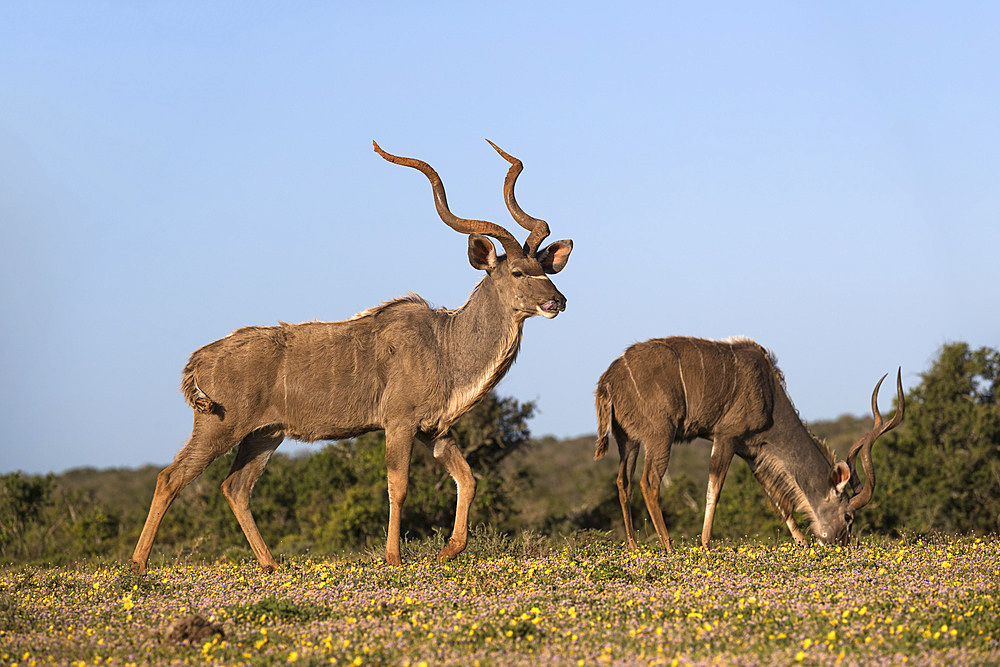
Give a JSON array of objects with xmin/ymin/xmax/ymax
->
[
  {"xmin": 594, "ymin": 336, "xmax": 903, "ymax": 549},
  {"xmin": 130, "ymin": 141, "xmax": 573, "ymax": 573}
]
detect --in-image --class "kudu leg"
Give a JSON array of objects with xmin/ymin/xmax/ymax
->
[
  {"xmin": 384, "ymin": 426, "xmax": 416, "ymax": 566},
  {"xmin": 639, "ymin": 438, "xmax": 674, "ymax": 551},
  {"xmin": 615, "ymin": 435, "xmax": 641, "ymax": 550},
  {"xmin": 785, "ymin": 517, "xmax": 809, "ymax": 546},
  {"xmin": 130, "ymin": 424, "xmax": 239, "ymax": 574},
  {"xmin": 424, "ymin": 431, "xmax": 477, "ymax": 561},
  {"xmin": 221, "ymin": 428, "xmax": 283, "ymax": 572},
  {"xmin": 701, "ymin": 438, "xmax": 737, "ymax": 549}
]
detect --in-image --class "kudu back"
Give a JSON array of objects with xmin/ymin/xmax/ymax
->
[
  {"xmin": 594, "ymin": 336, "xmax": 903, "ymax": 550},
  {"xmin": 130, "ymin": 141, "xmax": 573, "ymax": 573}
]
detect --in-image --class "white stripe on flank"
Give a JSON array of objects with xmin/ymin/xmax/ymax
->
[
  {"xmin": 622, "ymin": 351, "xmax": 641, "ymax": 401},
  {"xmin": 677, "ymin": 355, "xmax": 689, "ymax": 409}
]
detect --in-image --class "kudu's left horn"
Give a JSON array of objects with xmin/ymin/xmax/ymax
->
[{"xmin": 374, "ymin": 141, "xmax": 525, "ymax": 258}]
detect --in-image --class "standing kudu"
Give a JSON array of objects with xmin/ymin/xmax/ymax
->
[
  {"xmin": 594, "ymin": 336, "xmax": 903, "ymax": 549},
  {"xmin": 130, "ymin": 141, "xmax": 573, "ymax": 573}
]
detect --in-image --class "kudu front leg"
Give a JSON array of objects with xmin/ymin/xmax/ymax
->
[
  {"xmin": 424, "ymin": 431, "xmax": 476, "ymax": 561},
  {"xmin": 785, "ymin": 516, "xmax": 809, "ymax": 546},
  {"xmin": 701, "ymin": 437, "xmax": 737, "ymax": 549},
  {"xmin": 384, "ymin": 427, "xmax": 415, "ymax": 566}
]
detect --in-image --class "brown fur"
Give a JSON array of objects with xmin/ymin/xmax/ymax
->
[
  {"xmin": 130, "ymin": 143, "xmax": 573, "ymax": 574},
  {"xmin": 594, "ymin": 336, "xmax": 900, "ymax": 550}
]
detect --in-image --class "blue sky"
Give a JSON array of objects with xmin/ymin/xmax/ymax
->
[{"xmin": 2, "ymin": 3, "xmax": 997, "ymax": 474}]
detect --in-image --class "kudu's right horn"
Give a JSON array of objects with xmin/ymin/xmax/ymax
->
[
  {"xmin": 846, "ymin": 368, "xmax": 905, "ymax": 512},
  {"xmin": 486, "ymin": 139, "xmax": 551, "ymax": 256}
]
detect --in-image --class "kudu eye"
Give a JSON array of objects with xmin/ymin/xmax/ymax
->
[
  {"xmin": 511, "ymin": 269, "xmax": 524, "ymax": 278},
  {"xmin": 844, "ymin": 513, "xmax": 853, "ymax": 524}
]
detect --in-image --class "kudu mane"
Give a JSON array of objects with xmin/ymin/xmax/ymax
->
[
  {"xmin": 347, "ymin": 293, "xmax": 437, "ymax": 321},
  {"xmin": 717, "ymin": 337, "xmax": 837, "ymax": 519}
]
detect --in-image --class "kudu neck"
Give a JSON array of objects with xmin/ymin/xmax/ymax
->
[
  {"xmin": 450, "ymin": 275, "xmax": 523, "ymax": 328},
  {"xmin": 758, "ymin": 383, "xmax": 835, "ymax": 518},
  {"xmin": 441, "ymin": 276, "xmax": 525, "ymax": 390}
]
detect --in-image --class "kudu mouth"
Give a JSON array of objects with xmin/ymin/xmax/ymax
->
[
  {"xmin": 538, "ymin": 297, "xmax": 566, "ymax": 318},
  {"xmin": 812, "ymin": 527, "xmax": 850, "ymax": 547}
]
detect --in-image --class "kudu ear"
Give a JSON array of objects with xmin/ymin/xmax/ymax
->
[
  {"xmin": 468, "ymin": 233, "xmax": 498, "ymax": 271},
  {"xmin": 536, "ymin": 239, "xmax": 573, "ymax": 274},
  {"xmin": 830, "ymin": 461, "xmax": 852, "ymax": 494}
]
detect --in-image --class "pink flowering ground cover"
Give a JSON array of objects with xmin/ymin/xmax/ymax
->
[{"xmin": 1, "ymin": 533, "xmax": 998, "ymax": 666}]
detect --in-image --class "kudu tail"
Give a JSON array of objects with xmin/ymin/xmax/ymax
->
[
  {"xmin": 181, "ymin": 363, "xmax": 219, "ymax": 415},
  {"xmin": 594, "ymin": 384, "xmax": 613, "ymax": 460}
]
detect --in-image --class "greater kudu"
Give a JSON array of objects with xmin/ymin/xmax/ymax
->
[
  {"xmin": 594, "ymin": 336, "xmax": 903, "ymax": 549},
  {"xmin": 130, "ymin": 141, "xmax": 573, "ymax": 573}
]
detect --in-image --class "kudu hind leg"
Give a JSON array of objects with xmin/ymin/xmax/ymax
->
[
  {"xmin": 639, "ymin": 435, "xmax": 675, "ymax": 551},
  {"xmin": 130, "ymin": 424, "xmax": 239, "ymax": 574},
  {"xmin": 424, "ymin": 431, "xmax": 476, "ymax": 561},
  {"xmin": 615, "ymin": 432, "xmax": 641, "ymax": 550},
  {"xmin": 221, "ymin": 428, "xmax": 283, "ymax": 572},
  {"xmin": 701, "ymin": 437, "xmax": 737, "ymax": 548}
]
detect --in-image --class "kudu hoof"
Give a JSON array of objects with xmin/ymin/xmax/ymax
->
[
  {"xmin": 438, "ymin": 540, "xmax": 466, "ymax": 562},
  {"xmin": 129, "ymin": 560, "xmax": 147, "ymax": 575}
]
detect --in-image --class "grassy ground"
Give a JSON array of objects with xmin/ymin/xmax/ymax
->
[{"xmin": 1, "ymin": 531, "xmax": 997, "ymax": 666}]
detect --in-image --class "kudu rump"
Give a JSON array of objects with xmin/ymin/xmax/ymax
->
[
  {"xmin": 594, "ymin": 337, "xmax": 903, "ymax": 549},
  {"xmin": 130, "ymin": 142, "xmax": 573, "ymax": 573}
]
